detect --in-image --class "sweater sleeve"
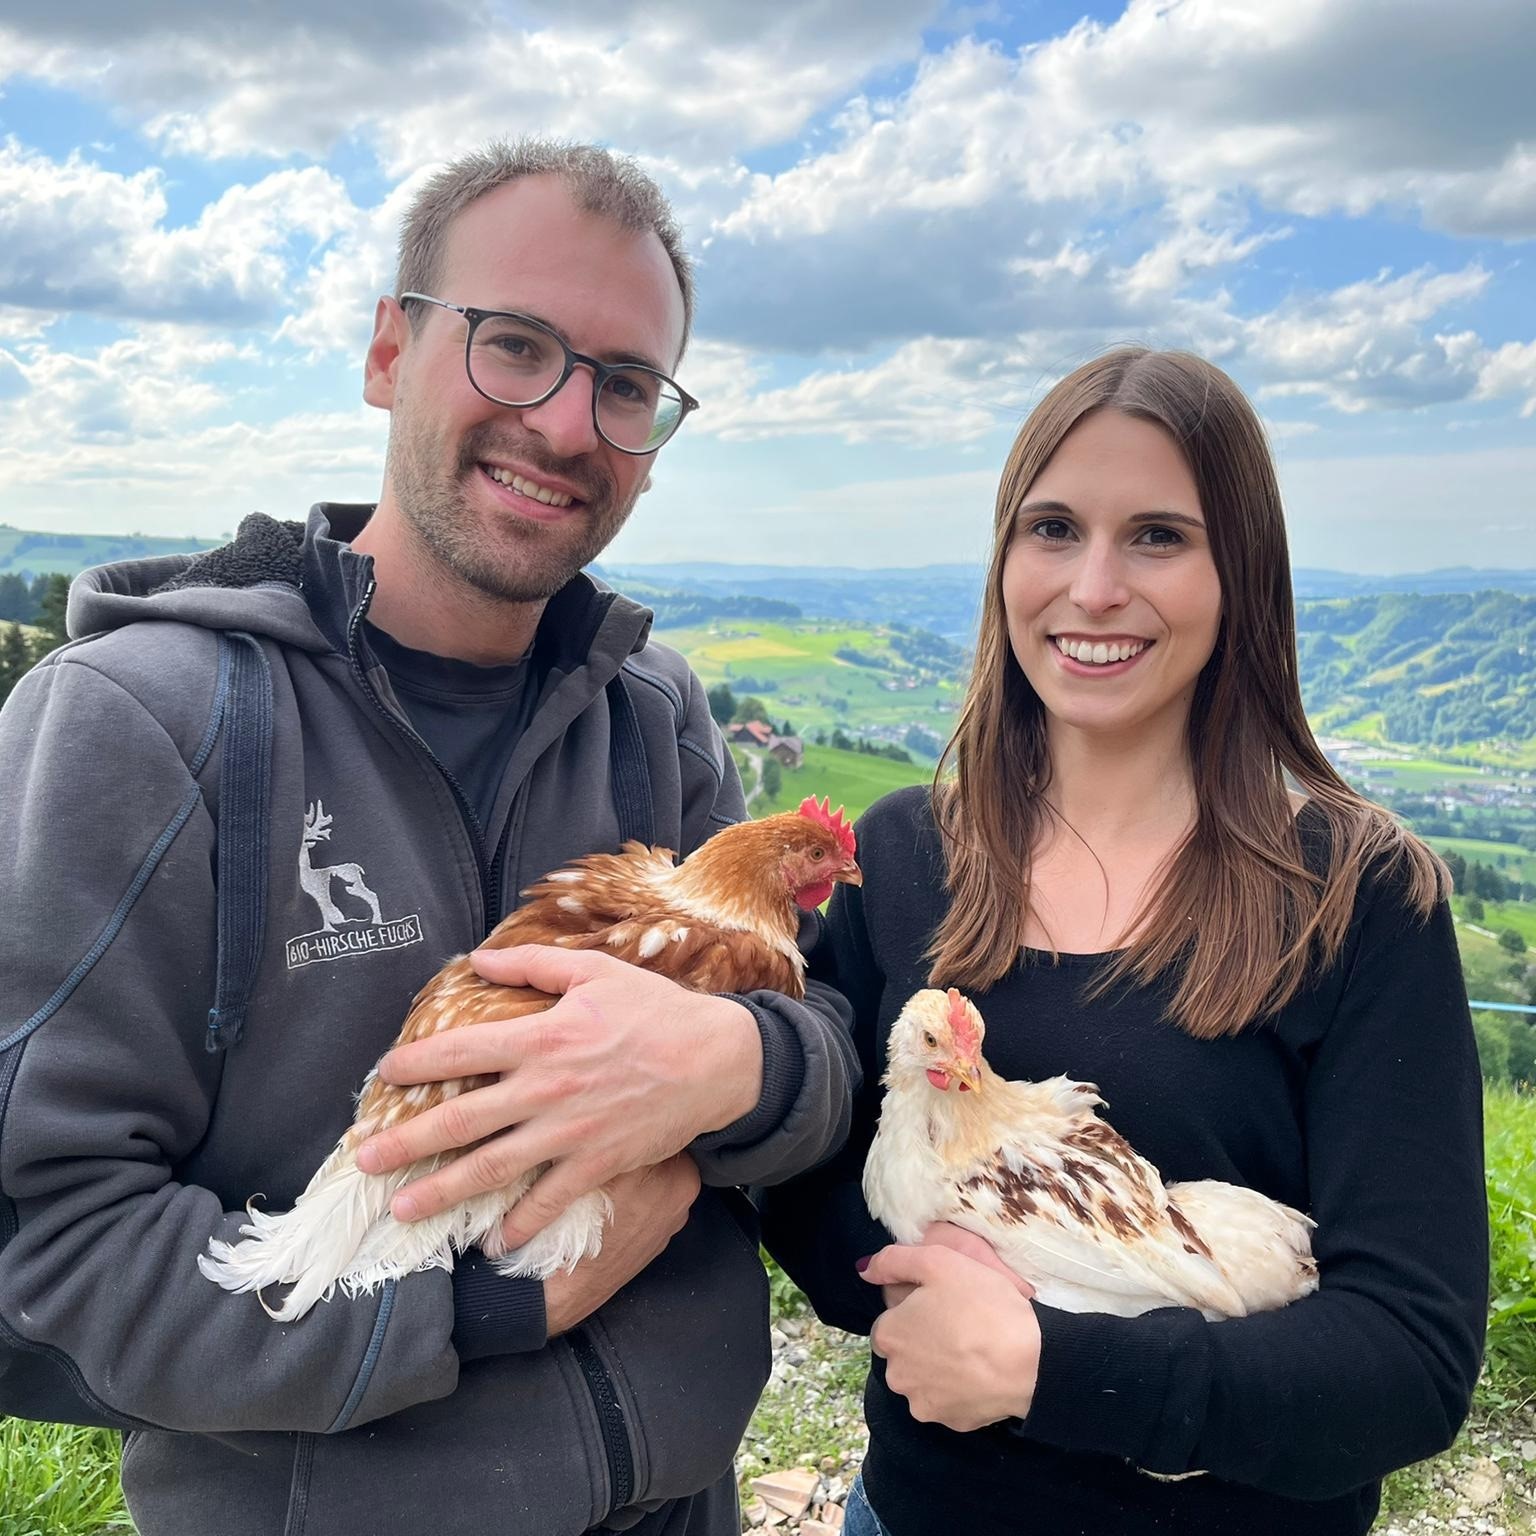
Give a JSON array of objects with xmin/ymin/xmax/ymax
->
[
  {"xmin": 1018, "ymin": 874, "xmax": 1488, "ymax": 1498},
  {"xmin": 672, "ymin": 669, "xmax": 861, "ymax": 1189},
  {"xmin": 0, "ymin": 657, "xmax": 462, "ymax": 1432},
  {"xmin": 758, "ymin": 825, "xmax": 896, "ymax": 1335}
]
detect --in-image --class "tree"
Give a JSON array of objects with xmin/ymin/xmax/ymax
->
[
  {"xmin": 761, "ymin": 756, "xmax": 783, "ymax": 800},
  {"xmin": 733, "ymin": 695, "xmax": 768, "ymax": 724},
  {"xmin": 706, "ymin": 683, "xmax": 736, "ymax": 726},
  {"xmin": 0, "ymin": 621, "xmax": 33, "ymax": 705},
  {"xmin": 1465, "ymin": 896, "xmax": 1486, "ymax": 921},
  {"xmin": 30, "ymin": 573, "xmax": 71, "ymax": 662},
  {"xmin": 1498, "ymin": 928, "xmax": 1527, "ymax": 956}
]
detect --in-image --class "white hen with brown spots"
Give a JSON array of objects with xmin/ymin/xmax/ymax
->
[{"xmin": 863, "ymin": 988, "xmax": 1317, "ymax": 1321}]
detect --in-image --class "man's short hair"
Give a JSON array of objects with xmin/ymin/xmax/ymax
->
[{"xmin": 395, "ymin": 138, "xmax": 695, "ymax": 358}]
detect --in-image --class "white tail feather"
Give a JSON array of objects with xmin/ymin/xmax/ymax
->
[{"xmin": 199, "ymin": 1138, "xmax": 611, "ymax": 1319}]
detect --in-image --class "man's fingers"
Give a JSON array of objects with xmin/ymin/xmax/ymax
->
[
  {"xmin": 497, "ymin": 1161, "xmax": 604, "ymax": 1251},
  {"xmin": 377, "ymin": 1019, "xmax": 528, "ymax": 1086},
  {"xmin": 470, "ymin": 943, "xmax": 611, "ymax": 993},
  {"xmin": 357, "ymin": 1077, "xmax": 525, "ymax": 1174},
  {"xmin": 386, "ymin": 1127, "xmax": 550, "ymax": 1220}
]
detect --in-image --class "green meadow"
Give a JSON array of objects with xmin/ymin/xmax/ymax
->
[{"xmin": 661, "ymin": 619, "xmax": 964, "ymax": 754}]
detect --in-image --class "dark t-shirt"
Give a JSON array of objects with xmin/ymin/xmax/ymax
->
[{"xmin": 364, "ymin": 622, "xmax": 539, "ymax": 839}]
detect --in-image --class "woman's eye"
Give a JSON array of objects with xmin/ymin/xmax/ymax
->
[
  {"xmin": 1137, "ymin": 525, "xmax": 1185, "ymax": 547},
  {"xmin": 1030, "ymin": 518, "xmax": 1073, "ymax": 542}
]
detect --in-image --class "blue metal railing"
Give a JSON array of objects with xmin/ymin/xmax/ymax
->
[{"xmin": 1470, "ymin": 999, "xmax": 1536, "ymax": 1015}]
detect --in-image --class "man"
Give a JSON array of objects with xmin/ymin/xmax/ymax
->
[{"xmin": 0, "ymin": 141, "xmax": 856, "ymax": 1536}]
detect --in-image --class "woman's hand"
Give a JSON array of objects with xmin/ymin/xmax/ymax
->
[{"xmin": 862, "ymin": 1243, "xmax": 1042, "ymax": 1432}]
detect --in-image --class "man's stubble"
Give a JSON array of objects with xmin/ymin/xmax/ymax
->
[{"xmin": 385, "ymin": 410, "xmax": 640, "ymax": 608}]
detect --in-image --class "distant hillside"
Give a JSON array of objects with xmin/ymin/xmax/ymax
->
[
  {"xmin": 0, "ymin": 526, "xmax": 220, "ymax": 578},
  {"xmin": 610, "ymin": 561, "xmax": 1536, "ymax": 641},
  {"xmin": 1300, "ymin": 591, "xmax": 1536, "ymax": 753}
]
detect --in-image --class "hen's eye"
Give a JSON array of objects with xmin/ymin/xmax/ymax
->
[
  {"xmin": 809, "ymin": 847, "xmax": 825, "ymax": 861},
  {"xmin": 922, "ymin": 1031, "xmax": 937, "ymax": 1048}
]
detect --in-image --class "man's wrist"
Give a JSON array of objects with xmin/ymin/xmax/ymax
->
[{"xmin": 697, "ymin": 996, "xmax": 763, "ymax": 1131}]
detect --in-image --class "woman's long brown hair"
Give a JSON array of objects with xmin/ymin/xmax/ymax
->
[{"xmin": 928, "ymin": 348, "xmax": 1446, "ymax": 1037}]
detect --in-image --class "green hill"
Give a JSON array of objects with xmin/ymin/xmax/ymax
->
[
  {"xmin": 0, "ymin": 526, "xmax": 221, "ymax": 578},
  {"xmin": 750, "ymin": 741, "xmax": 928, "ymax": 822},
  {"xmin": 1298, "ymin": 591, "xmax": 1536, "ymax": 761},
  {"xmin": 665, "ymin": 618, "xmax": 965, "ymax": 760}
]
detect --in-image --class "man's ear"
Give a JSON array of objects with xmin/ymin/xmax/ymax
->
[{"xmin": 363, "ymin": 297, "xmax": 409, "ymax": 411}]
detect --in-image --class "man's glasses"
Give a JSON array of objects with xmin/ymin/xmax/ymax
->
[{"xmin": 401, "ymin": 293, "xmax": 699, "ymax": 455}]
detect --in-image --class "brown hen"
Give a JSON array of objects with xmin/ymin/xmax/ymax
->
[{"xmin": 200, "ymin": 797, "xmax": 860, "ymax": 1319}]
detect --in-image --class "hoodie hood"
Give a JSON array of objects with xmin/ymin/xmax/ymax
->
[{"xmin": 67, "ymin": 505, "xmax": 655, "ymax": 674}]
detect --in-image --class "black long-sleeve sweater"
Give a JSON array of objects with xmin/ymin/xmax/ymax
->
[{"xmin": 766, "ymin": 785, "xmax": 1487, "ymax": 1536}]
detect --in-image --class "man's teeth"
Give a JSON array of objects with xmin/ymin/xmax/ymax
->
[
  {"xmin": 1053, "ymin": 637, "xmax": 1149, "ymax": 665},
  {"xmin": 484, "ymin": 466, "xmax": 574, "ymax": 508}
]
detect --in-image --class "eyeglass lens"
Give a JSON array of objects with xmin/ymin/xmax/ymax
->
[{"xmin": 469, "ymin": 314, "xmax": 685, "ymax": 452}]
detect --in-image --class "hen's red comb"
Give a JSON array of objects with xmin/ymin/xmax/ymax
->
[
  {"xmin": 797, "ymin": 796, "xmax": 856, "ymax": 858},
  {"xmin": 946, "ymin": 987, "xmax": 980, "ymax": 1057}
]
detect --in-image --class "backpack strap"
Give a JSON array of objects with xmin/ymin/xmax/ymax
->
[
  {"xmin": 205, "ymin": 631, "xmax": 273, "ymax": 1052},
  {"xmin": 605, "ymin": 671, "xmax": 655, "ymax": 848}
]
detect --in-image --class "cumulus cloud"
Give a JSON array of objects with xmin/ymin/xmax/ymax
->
[
  {"xmin": 0, "ymin": 140, "xmax": 353, "ymax": 325},
  {"xmin": 0, "ymin": 0, "xmax": 939, "ymax": 172},
  {"xmin": 1477, "ymin": 340, "xmax": 1536, "ymax": 417}
]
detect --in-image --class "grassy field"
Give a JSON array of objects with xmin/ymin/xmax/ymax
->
[
  {"xmin": 1461, "ymin": 897, "xmax": 1536, "ymax": 947},
  {"xmin": 1430, "ymin": 837, "xmax": 1536, "ymax": 886},
  {"xmin": 754, "ymin": 741, "xmax": 929, "ymax": 822},
  {"xmin": 663, "ymin": 618, "xmax": 963, "ymax": 756}
]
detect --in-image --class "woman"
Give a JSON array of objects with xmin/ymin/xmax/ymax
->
[{"xmin": 763, "ymin": 348, "xmax": 1486, "ymax": 1536}]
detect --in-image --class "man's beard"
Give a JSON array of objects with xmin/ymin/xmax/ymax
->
[{"xmin": 386, "ymin": 418, "xmax": 635, "ymax": 606}]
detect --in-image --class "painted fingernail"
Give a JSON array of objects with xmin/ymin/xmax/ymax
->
[{"xmin": 855, "ymin": 1255, "xmax": 871, "ymax": 1273}]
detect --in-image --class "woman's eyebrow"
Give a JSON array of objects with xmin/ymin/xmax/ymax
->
[{"xmin": 1015, "ymin": 501, "xmax": 1206, "ymax": 530}]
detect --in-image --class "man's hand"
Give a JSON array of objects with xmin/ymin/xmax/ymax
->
[
  {"xmin": 543, "ymin": 1155, "xmax": 702, "ymax": 1336},
  {"xmin": 863, "ymin": 1244, "xmax": 1041, "ymax": 1432},
  {"xmin": 354, "ymin": 946, "xmax": 762, "ymax": 1248}
]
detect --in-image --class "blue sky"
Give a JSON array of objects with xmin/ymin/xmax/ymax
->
[{"xmin": 0, "ymin": 0, "xmax": 1532, "ymax": 571}]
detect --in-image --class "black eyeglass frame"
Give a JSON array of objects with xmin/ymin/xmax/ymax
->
[{"xmin": 400, "ymin": 291, "xmax": 699, "ymax": 455}]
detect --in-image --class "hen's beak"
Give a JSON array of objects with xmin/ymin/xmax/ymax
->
[
  {"xmin": 837, "ymin": 857, "xmax": 863, "ymax": 887},
  {"xmin": 949, "ymin": 1057, "xmax": 981, "ymax": 1093}
]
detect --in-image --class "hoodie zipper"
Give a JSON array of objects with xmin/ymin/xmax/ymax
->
[
  {"xmin": 567, "ymin": 1328, "xmax": 635, "ymax": 1511},
  {"xmin": 344, "ymin": 577, "xmax": 495, "ymax": 926},
  {"xmin": 345, "ymin": 575, "xmax": 636, "ymax": 1511}
]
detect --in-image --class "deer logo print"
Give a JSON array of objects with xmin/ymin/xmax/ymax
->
[{"xmin": 285, "ymin": 801, "xmax": 423, "ymax": 970}]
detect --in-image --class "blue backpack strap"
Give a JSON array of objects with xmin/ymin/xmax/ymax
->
[
  {"xmin": 605, "ymin": 671, "xmax": 655, "ymax": 848},
  {"xmin": 206, "ymin": 631, "xmax": 273, "ymax": 1052}
]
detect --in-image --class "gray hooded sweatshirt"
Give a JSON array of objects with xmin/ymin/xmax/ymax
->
[{"xmin": 0, "ymin": 507, "xmax": 857, "ymax": 1536}]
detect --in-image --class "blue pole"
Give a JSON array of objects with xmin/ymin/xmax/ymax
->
[{"xmin": 1469, "ymin": 1000, "xmax": 1536, "ymax": 1015}]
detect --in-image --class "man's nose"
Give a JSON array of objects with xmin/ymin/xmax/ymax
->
[
  {"xmin": 519, "ymin": 367, "xmax": 603, "ymax": 458},
  {"xmin": 1069, "ymin": 538, "xmax": 1130, "ymax": 614}
]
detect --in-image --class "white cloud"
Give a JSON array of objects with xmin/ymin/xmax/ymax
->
[
  {"xmin": 1240, "ymin": 265, "xmax": 1492, "ymax": 412},
  {"xmin": 692, "ymin": 336, "xmax": 1024, "ymax": 444},
  {"xmin": 1477, "ymin": 339, "xmax": 1536, "ymax": 417},
  {"xmin": 0, "ymin": 140, "xmax": 353, "ymax": 325},
  {"xmin": 0, "ymin": 1, "xmax": 939, "ymax": 172}
]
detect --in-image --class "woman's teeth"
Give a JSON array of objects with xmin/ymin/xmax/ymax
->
[
  {"xmin": 1053, "ymin": 636, "xmax": 1148, "ymax": 665},
  {"xmin": 484, "ymin": 465, "xmax": 574, "ymax": 508}
]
